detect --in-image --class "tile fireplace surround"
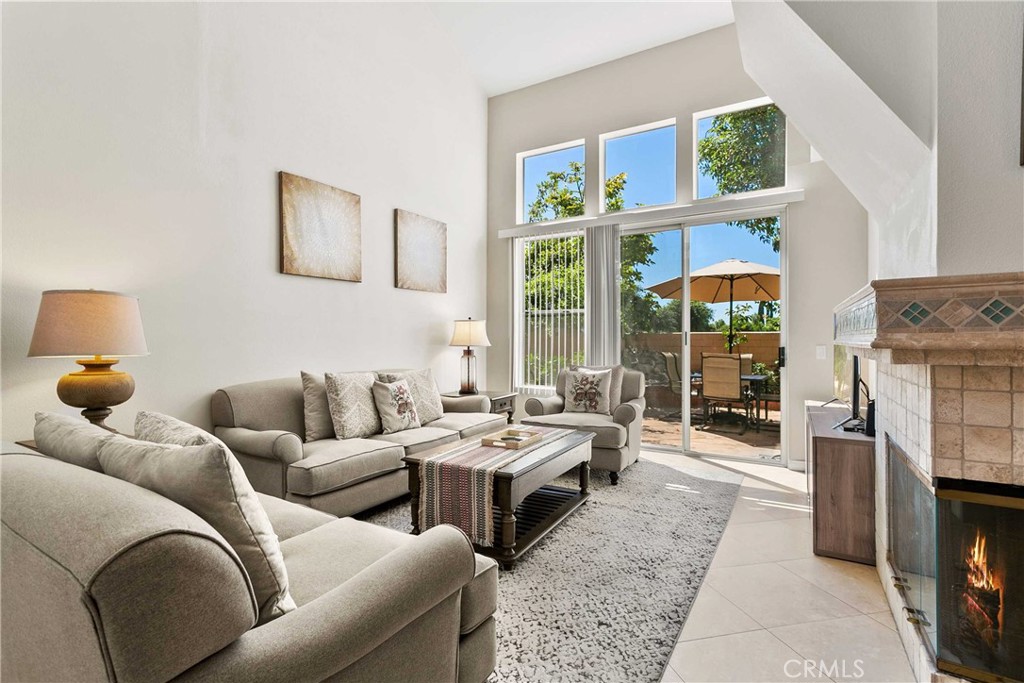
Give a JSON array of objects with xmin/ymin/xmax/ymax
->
[{"xmin": 834, "ymin": 271, "xmax": 1024, "ymax": 683}]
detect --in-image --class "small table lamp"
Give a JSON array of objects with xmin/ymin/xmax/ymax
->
[
  {"xmin": 28, "ymin": 290, "xmax": 149, "ymax": 430},
  {"xmin": 449, "ymin": 318, "xmax": 491, "ymax": 395}
]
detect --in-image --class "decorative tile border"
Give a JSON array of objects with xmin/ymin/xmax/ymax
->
[{"xmin": 835, "ymin": 271, "xmax": 1024, "ymax": 363}]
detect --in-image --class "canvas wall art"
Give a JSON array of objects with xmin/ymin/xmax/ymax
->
[
  {"xmin": 280, "ymin": 171, "xmax": 361, "ymax": 282},
  {"xmin": 395, "ymin": 209, "xmax": 447, "ymax": 293}
]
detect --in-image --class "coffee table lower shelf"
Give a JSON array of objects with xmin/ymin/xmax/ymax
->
[{"xmin": 477, "ymin": 484, "xmax": 588, "ymax": 569}]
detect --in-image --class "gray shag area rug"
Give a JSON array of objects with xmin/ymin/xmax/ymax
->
[{"xmin": 359, "ymin": 458, "xmax": 741, "ymax": 683}]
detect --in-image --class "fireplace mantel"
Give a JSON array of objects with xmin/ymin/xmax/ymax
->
[{"xmin": 834, "ymin": 272, "xmax": 1024, "ymax": 366}]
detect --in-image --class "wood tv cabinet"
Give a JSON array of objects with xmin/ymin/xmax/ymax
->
[{"xmin": 805, "ymin": 405, "xmax": 876, "ymax": 565}]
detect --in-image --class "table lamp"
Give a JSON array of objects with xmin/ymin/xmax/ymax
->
[
  {"xmin": 28, "ymin": 290, "xmax": 149, "ymax": 430},
  {"xmin": 449, "ymin": 318, "xmax": 490, "ymax": 395}
]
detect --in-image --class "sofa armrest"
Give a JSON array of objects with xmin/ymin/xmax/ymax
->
[
  {"xmin": 441, "ymin": 395, "xmax": 491, "ymax": 413},
  {"xmin": 214, "ymin": 426, "xmax": 303, "ymax": 465},
  {"xmin": 524, "ymin": 395, "xmax": 564, "ymax": 416},
  {"xmin": 612, "ymin": 398, "xmax": 645, "ymax": 428},
  {"xmin": 174, "ymin": 525, "xmax": 476, "ymax": 682}
]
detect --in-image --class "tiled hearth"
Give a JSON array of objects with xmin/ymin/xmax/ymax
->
[{"xmin": 834, "ymin": 271, "xmax": 1024, "ymax": 683}]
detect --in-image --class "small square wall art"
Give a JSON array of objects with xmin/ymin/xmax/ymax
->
[
  {"xmin": 279, "ymin": 171, "xmax": 361, "ymax": 282},
  {"xmin": 395, "ymin": 209, "xmax": 447, "ymax": 293}
]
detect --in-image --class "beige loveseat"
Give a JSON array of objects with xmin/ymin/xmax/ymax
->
[
  {"xmin": 212, "ymin": 373, "xmax": 507, "ymax": 517},
  {"xmin": 1, "ymin": 450, "xmax": 498, "ymax": 683},
  {"xmin": 520, "ymin": 367, "xmax": 646, "ymax": 484}
]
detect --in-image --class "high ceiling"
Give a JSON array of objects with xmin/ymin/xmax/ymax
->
[{"xmin": 428, "ymin": 2, "xmax": 735, "ymax": 97}]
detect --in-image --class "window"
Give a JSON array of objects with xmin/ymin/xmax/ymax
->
[
  {"xmin": 514, "ymin": 230, "xmax": 585, "ymax": 390},
  {"xmin": 517, "ymin": 140, "xmax": 585, "ymax": 224},
  {"xmin": 694, "ymin": 98, "xmax": 786, "ymax": 200},
  {"xmin": 601, "ymin": 120, "xmax": 676, "ymax": 213}
]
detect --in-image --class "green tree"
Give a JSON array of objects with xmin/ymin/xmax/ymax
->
[{"xmin": 698, "ymin": 104, "xmax": 786, "ymax": 251}]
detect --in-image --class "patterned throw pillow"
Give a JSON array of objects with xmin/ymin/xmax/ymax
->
[
  {"xmin": 324, "ymin": 372, "xmax": 382, "ymax": 439},
  {"xmin": 564, "ymin": 368, "xmax": 613, "ymax": 415},
  {"xmin": 371, "ymin": 379, "xmax": 421, "ymax": 434},
  {"xmin": 576, "ymin": 364, "xmax": 625, "ymax": 409},
  {"xmin": 378, "ymin": 369, "xmax": 444, "ymax": 424}
]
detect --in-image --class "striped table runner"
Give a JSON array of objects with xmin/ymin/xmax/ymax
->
[{"xmin": 420, "ymin": 426, "xmax": 572, "ymax": 545}]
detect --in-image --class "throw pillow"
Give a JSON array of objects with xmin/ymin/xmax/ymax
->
[
  {"xmin": 135, "ymin": 410, "xmax": 224, "ymax": 447},
  {"xmin": 97, "ymin": 436, "xmax": 296, "ymax": 625},
  {"xmin": 570, "ymin": 364, "xmax": 625, "ymax": 409},
  {"xmin": 564, "ymin": 368, "xmax": 613, "ymax": 415},
  {"xmin": 324, "ymin": 372, "xmax": 382, "ymax": 439},
  {"xmin": 33, "ymin": 412, "xmax": 118, "ymax": 471},
  {"xmin": 378, "ymin": 369, "xmax": 444, "ymax": 424},
  {"xmin": 300, "ymin": 371, "xmax": 336, "ymax": 442},
  {"xmin": 371, "ymin": 379, "xmax": 421, "ymax": 434}
]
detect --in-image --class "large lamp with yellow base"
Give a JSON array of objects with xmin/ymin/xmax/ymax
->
[{"xmin": 28, "ymin": 289, "xmax": 149, "ymax": 430}]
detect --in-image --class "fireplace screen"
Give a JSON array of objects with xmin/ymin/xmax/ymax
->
[{"xmin": 937, "ymin": 482, "xmax": 1024, "ymax": 683}]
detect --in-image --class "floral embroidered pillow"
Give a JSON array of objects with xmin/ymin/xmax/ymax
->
[
  {"xmin": 564, "ymin": 368, "xmax": 612, "ymax": 415},
  {"xmin": 371, "ymin": 379, "xmax": 421, "ymax": 434}
]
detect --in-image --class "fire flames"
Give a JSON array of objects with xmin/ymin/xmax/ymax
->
[
  {"xmin": 967, "ymin": 530, "xmax": 998, "ymax": 592},
  {"xmin": 961, "ymin": 529, "xmax": 1002, "ymax": 648}
]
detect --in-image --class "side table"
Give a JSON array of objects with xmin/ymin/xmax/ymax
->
[{"xmin": 442, "ymin": 390, "xmax": 517, "ymax": 424}]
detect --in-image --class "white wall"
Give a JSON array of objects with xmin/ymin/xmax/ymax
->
[
  {"xmin": 733, "ymin": 0, "xmax": 935, "ymax": 281},
  {"xmin": 486, "ymin": 25, "xmax": 868, "ymax": 467},
  {"xmin": 936, "ymin": 2, "xmax": 1024, "ymax": 276},
  {"xmin": 786, "ymin": 0, "xmax": 936, "ymax": 147},
  {"xmin": 1, "ymin": 3, "xmax": 488, "ymax": 437}
]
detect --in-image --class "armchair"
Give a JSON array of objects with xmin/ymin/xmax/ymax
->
[{"xmin": 521, "ymin": 367, "xmax": 645, "ymax": 485}]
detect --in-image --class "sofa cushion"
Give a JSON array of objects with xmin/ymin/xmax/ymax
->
[
  {"xmin": 519, "ymin": 413, "xmax": 626, "ymax": 449},
  {"xmin": 324, "ymin": 371, "xmax": 382, "ymax": 439},
  {"xmin": 370, "ymin": 426, "xmax": 459, "ymax": 455},
  {"xmin": 33, "ymin": 412, "xmax": 117, "ymax": 471},
  {"xmin": 96, "ymin": 436, "xmax": 296, "ymax": 625},
  {"xmin": 300, "ymin": 371, "xmax": 336, "ymax": 442},
  {"xmin": 427, "ymin": 412, "xmax": 507, "ymax": 439},
  {"xmin": 256, "ymin": 492, "xmax": 336, "ymax": 541},
  {"xmin": 288, "ymin": 439, "xmax": 405, "ymax": 496},
  {"xmin": 372, "ymin": 379, "xmax": 421, "ymax": 434},
  {"xmin": 134, "ymin": 410, "xmax": 223, "ymax": 447},
  {"xmin": 379, "ymin": 369, "xmax": 444, "ymax": 423},
  {"xmin": 280, "ymin": 517, "xmax": 497, "ymax": 634}
]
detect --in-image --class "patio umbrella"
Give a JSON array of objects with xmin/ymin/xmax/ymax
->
[{"xmin": 647, "ymin": 258, "xmax": 780, "ymax": 352}]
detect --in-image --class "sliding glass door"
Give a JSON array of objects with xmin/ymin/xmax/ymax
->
[
  {"xmin": 620, "ymin": 212, "xmax": 785, "ymax": 464},
  {"xmin": 619, "ymin": 227, "xmax": 684, "ymax": 449}
]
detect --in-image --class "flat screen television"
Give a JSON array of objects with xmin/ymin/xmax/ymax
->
[{"xmin": 832, "ymin": 344, "xmax": 863, "ymax": 429}]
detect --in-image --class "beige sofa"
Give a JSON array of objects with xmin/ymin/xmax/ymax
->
[
  {"xmin": 212, "ymin": 373, "xmax": 507, "ymax": 517},
  {"xmin": 520, "ymin": 367, "xmax": 646, "ymax": 484},
  {"xmin": 1, "ymin": 451, "xmax": 498, "ymax": 683}
]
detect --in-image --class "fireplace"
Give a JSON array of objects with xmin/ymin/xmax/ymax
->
[{"xmin": 936, "ymin": 479, "xmax": 1024, "ymax": 683}]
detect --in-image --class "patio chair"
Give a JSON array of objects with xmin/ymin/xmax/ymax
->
[
  {"xmin": 700, "ymin": 353, "xmax": 753, "ymax": 433},
  {"xmin": 660, "ymin": 351, "xmax": 685, "ymax": 395}
]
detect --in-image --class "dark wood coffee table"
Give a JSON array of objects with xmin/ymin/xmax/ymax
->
[{"xmin": 404, "ymin": 430, "xmax": 594, "ymax": 569}]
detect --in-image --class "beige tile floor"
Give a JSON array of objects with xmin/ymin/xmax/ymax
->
[{"xmin": 643, "ymin": 451, "xmax": 916, "ymax": 683}]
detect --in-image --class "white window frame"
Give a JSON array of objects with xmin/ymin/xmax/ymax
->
[
  {"xmin": 598, "ymin": 118, "xmax": 677, "ymax": 216},
  {"xmin": 692, "ymin": 96, "xmax": 787, "ymax": 203},
  {"xmin": 515, "ymin": 138, "xmax": 586, "ymax": 225}
]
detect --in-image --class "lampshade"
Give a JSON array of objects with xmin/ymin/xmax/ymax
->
[
  {"xmin": 449, "ymin": 319, "xmax": 491, "ymax": 348},
  {"xmin": 28, "ymin": 290, "xmax": 149, "ymax": 358}
]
